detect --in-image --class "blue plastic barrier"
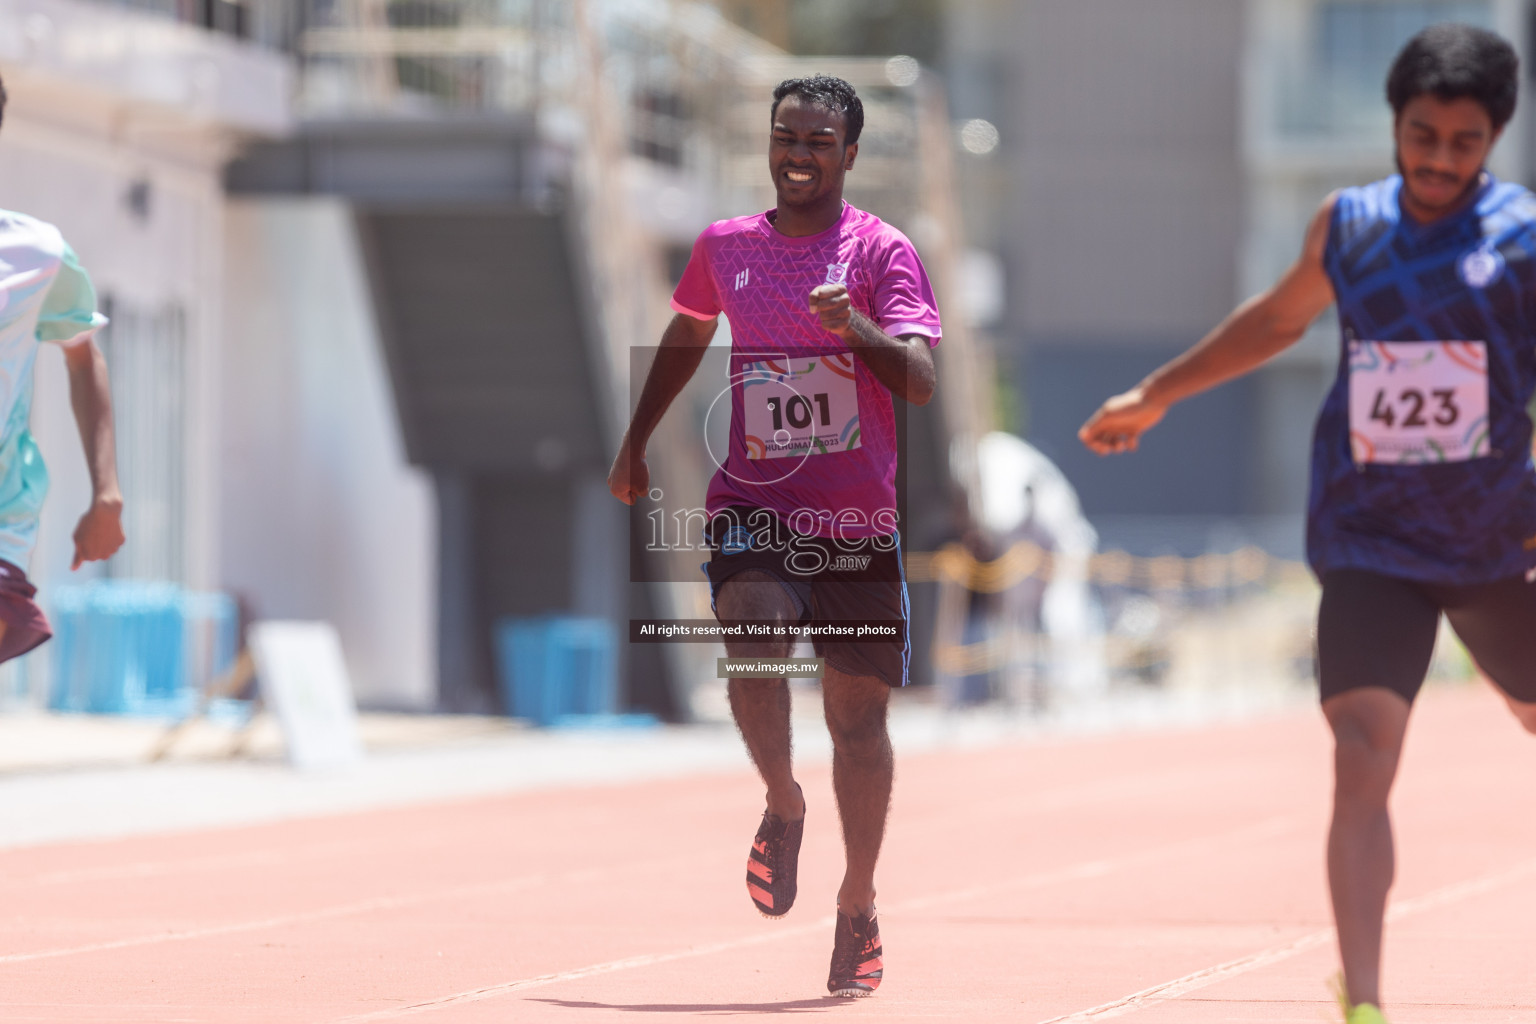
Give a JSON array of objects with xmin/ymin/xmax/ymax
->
[
  {"xmin": 49, "ymin": 581, "xmax": 239, "ymax": 717},
  {"xmin": 495, "ymin": 616, "xmax": 626, "ymax": 727}
]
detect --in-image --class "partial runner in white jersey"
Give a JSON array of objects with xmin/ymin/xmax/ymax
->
[{"xmin": 0, "ymin": 75, "xmax": 125, "ymax": 660}]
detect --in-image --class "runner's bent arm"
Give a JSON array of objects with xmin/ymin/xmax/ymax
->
[
  {"xmin": 809, "ymin": 283, "xmax": 937, "ymax": 405},
  {"xmin": 608, "ymin": 312, "xmax": 719, "ymax": 505},
  {"xmin": 1079, "ymin": 194, "xmax": 1340, "ymax": 455},
  {"xmin": 60, "ymin": 336, "xmax": 125, "ymax": 568}
]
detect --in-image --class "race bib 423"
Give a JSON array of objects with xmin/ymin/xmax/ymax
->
[
  {"xmin": 740, "ymin": 354, "xmax": 861, "ymax": 460},
  {"xmin": 1347, "ymin": 340, "xmax": 1491, "ymax": 465}
]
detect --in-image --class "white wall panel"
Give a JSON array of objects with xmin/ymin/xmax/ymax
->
[{"xmin": 221, "ymin": 199, "xmax": 436, "ymax": 708}]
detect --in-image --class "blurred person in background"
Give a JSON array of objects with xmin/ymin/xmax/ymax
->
[
  {"xmin": 0, "ymin": 72, "xmax": 124, "ymax": 662},
  {"xmin": 1080, "ymin": 25, "xmax": 1536, "ymax": 1024},
  {"xmin": 609, "ymin": 74, "xmax": 941, "ymax": 998}
]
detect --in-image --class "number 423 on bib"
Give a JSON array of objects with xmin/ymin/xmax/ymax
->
[{"xmin": 1347, "ymin": 340, "xmax": 1491, "ymax": 465}]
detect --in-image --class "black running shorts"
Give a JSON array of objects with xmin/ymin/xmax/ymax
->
[
  {"xmin": 1316, "ymin": 568, "xmax": 1536, "ymax": 705},
  {"xmin": 703, "ymin": 507, "xmax": 910, "ymax": 687}
]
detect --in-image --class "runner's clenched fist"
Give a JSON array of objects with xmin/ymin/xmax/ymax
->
[{"xmin": 809, "ymin": 283, "xmax": 853, "ymax": 338}]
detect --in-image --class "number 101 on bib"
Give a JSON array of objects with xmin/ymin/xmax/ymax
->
[{"xmin": 741, "ymin": 354, "xmax": 862, "ymax": 460}]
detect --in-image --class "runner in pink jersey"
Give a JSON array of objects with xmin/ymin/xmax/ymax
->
[
  {"xmin": 672, "ymin": 202, "xmax": 940, "ymax": 537},
  {"xmin": 609, "ymin": 74, "xmax": 941, "ymax": 998}
]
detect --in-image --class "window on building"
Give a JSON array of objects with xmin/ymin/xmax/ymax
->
[
  {"xmin": 97, "ymin": 297, "xmax": 188, "ymax": 583},
  {"xmin": 1279, "ymin": 1, "xmax": 1493, "ymax": 138},
  {"xmin": 1317, "ymin": 1, "xmax": 1492, "ymax": 96}
]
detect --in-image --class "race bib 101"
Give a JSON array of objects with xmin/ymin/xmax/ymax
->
[
  {"xmin": 1348, "ymin": 340, "xmax": 1490, "ymax": 465},
  {"xmin": 741, "ymin": 353, "xmax": 861, "ymax": 459}
]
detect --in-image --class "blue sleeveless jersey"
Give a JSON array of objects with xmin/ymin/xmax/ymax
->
[{"xmin": 1309, "ymin": 173, "xmax": 1536, "ymax": 583}]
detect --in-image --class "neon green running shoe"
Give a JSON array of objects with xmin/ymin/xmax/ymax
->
[
  {"xmin": 1333, "ymin": 974, "xmax": 1389, "ymax": 1024},
  {"xmin": 1343, "ymin": 1004, "xmax": 1387, "ymax": 1024}
]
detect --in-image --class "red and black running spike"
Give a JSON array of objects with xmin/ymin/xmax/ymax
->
[{"xmin": 746, "ymin": 806, "xmax": 804, "ymax": 918}]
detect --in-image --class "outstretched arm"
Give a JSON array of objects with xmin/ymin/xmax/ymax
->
[
  {"xmin": 60, "ymin": 336, "xmax": 124, "ymax": 569},
  {"xmin": 809, "ymin": 283, "xmax": 936, "ymax": 405},
  {"xmin": 607, "ymin": 312, "xmax": 719, "ymax": 505},
  {"xmin": 1079, "ymin": 194, "xmax": 1340, "ymax": 455}
]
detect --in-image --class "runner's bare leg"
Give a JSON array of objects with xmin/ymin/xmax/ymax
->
[
  {"xmin": 718, "ymin": 570, "xmax": 805, "ymax": 822},
  {"xmin": 822, "ymin": 666, "xmax": 892, "ymax": 917},
  {"xmin": 1322, "ymin": 686, "xmax": 1411, "ymax": 1010}
]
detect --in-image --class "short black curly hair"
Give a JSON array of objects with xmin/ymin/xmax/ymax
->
[
  {"xmin": 1387, "ymin": 23, "xmax": 1519, "ymax": 131},
  {"xmin": 771, "ymin": 74, "xmax": 864, "ymax": 146}
]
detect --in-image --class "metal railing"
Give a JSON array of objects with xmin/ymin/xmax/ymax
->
[
  {"xmin": 911, "ymin": 538, "xmax": 1320, "ymax": 711},
  {"xmin": 74, "ymin": 0, "xmax": 296, "ymax": 49}
]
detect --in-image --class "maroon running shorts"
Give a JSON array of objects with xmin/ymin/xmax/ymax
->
[{"xmin": 0, "ymin": 559, "xmax": 51, "ymax": 662}]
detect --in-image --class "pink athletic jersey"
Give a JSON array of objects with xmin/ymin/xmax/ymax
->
[{"xmin": 671, "ymin": 201, "xmax": 942, "ymax": 539}]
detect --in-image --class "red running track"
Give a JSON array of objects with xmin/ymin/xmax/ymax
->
[{"xmin": 2, "ymin": 684, "xmax": 1534, "ymax": 1023}]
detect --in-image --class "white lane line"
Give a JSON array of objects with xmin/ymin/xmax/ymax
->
[
  {"xmin": 0, "ymin": 876, "xmax": 548, "ymax": 967},
  {"xmin": 326, "ymin": 916, "xmax": 841, "ymax": 1024},
  {"xmin": 11, "ymin": 838, "xmax": 380, "ymax": 888},
  {"xmin": 0, "ymin": 773, "xmax": 1279, "ymax": 975},
  {"xmin": 1034, "ymin": 855, "xmax": 1536, "ymax": 1023},
  {"xmin": 0, "ymin": 851, "xmax": 717, "ymax": 967},
  {"xmin": 323, "ymin": 817, "xmax": 1294, "ymax": 1023},
  {"xmin": 1033, "ymin": 930, "xmax": 1336, "ymax": 1024},
  {"xmin": 912, "ymin": 763, "xmax": 1257, "ymax": 838},
  {"xmin": 4, "ymin": 792, "xmax": 730, "ymax": 889},
  {"xmin": 897, "ymin": 816, "xmax": 1293, "ymax": 915}
]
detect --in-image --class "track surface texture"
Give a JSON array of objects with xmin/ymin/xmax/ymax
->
[{"xmin": 2, "ymin": 683, "xmax": 1533, "ymax": 1023}]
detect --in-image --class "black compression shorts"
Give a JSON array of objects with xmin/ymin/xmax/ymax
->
[
  {"xmin": 1316, "ymin": 568, "xmax": 1536, "ymax": 704},
  {"xmin": 703, "ymin": 507, "xmax": 910, "ymax": 687}
]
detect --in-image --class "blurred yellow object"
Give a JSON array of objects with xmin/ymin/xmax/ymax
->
[{"xmin": 905, "ymin": 539, "xmax": 1297, "ymax": 593}]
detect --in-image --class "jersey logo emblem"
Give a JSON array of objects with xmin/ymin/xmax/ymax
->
[
  {"xmin": 734, "ymin": 269, "xmax": 750, "ymax": 291},
  {"xmin": 1459, "ymin": 245, "xmax": 1505, "ymax": 289},
  {"xmin": 824, "ymin": 263, "xmax": 849, "ymax": 286}
]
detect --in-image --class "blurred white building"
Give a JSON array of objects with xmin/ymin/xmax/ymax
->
[
  {"xmin": 944, "ymin": 0, "xmax": 1531, "ymax": 559},
  {"xmin": 28, "ymin": 0, "xmax": 1499, "ymax": 710},
  {"xmin": 0, "ymin": 0, "xmax": 291, "ymax": 700},
  {"xmin": 215, "ymin": 0, "xmax": 989, "ymax": 711}
]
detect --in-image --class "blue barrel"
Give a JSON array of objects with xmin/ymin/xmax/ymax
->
[
  {"xmin": 495, "ymin": 616, "xmax": 617, "ymax": 726},
  {"xmin": 49, "ymin": 581, "xmax": 238, "ymax": 716}
]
